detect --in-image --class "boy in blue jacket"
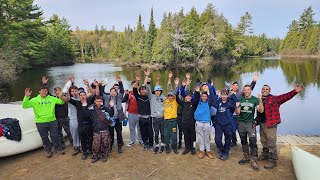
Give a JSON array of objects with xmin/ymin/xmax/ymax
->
[{"xmin": 212, "ymin": 90, "xmax": 238, "ymax": 160}]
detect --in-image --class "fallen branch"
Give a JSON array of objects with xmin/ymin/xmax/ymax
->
[{"xmin": 146, "ymin": 169, "xmax": 158, "ymax": 178}]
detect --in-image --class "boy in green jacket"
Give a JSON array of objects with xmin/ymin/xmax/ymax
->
[{"xmin": 22, "ymin": 85, "xmax": 65, "ymax": 158}]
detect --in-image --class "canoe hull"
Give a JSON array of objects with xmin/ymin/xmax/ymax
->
[
  {"xmin": 0, "ymin": 104, "xmax": 43, "ymax": 157},
  {"xmin": 291, "ymin": 145, "xmax": 320, "ymax": 180}
]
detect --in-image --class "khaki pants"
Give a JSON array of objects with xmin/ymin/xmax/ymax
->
[{"xmin": 260, "ymin": 123, "xmax": 278, "ymax": 159}]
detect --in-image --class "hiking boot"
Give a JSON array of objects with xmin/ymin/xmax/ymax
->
[
  {"xmin": 173, "ymin": 149, "xmax": 179, "ymax": 154},
  {"xmin": 221, "ymin": 154, "xmax": 229, "ymax": 161},
  {"xmin": 217, "ymin": 151, "xmax": 223, "ymax": 159},
  {"xmin": 57, "ymin": 150, "xmax": 65, "ymax": 155},
  {"xmin": 81, "ymin": 153, "xmax": 88, "ymax": 160},
  {"xmin": 91, "ymin": 157, "xmax": 99, "ymax": 163},
  {"xmin": 101, "ymin": 156, "xmax": 109, "ymax": 162},
  {"xmin": 264, "ymin": 152, "xmax": 277, "ymax": 169},
  {"xmin": 198, "ymin": 151, "xmax": 205, "ymax": 159},
  {"xmin": 239, "ymin": 153, "xmax": 250, "ymax": 164},
  {"xmin": 206, "ymin": 151, "xmax": 214, "ymax": 159},
  {"xmin": 46, "ymin": 151, "xmax": 52, "ymax": 158},
  {"xmin": 72, "ymin": 147, "xmax": 80, "ymax": 156},
  {"xmin": 160, "ymin": 146, "xmax": 165, "ymax": 153},
  {"xmin": 154, "ymin": 147, "xmax": 159, "ymax": 154},
  {"xmin": 166, "ymin": 146, "xmax": 171, "ymax": 154},
  {"xmin": 126, "ymin": 142, "xmax": 135, "ymax": 147},
  {"xmin": 118, "ymin": 146, "xmax": 123, "ymax": 154},
  {"xmin": 231, "ymin": 141, "xmax": 237, "ymax": 147},
  {"xmin": 182, "ymin": 149, "xmax": 191, "ymax": 155},
  {"xmin": 257, "ymin": 153, "xmax": 269, "ymax": 161},
  {"xmin": 264, "ymin": 160, "xmax": 277, "ymax": 169},
  {"xmin": 250, "ymin": 157, "xmax": 260, "ymax": 171},
  {"xmin": 178, "ymin": 142, "xmax": 182, "ymax": 149},
  {"xmin": 191, "ymin": 148, "xmax": 196, "ymax": 155}
]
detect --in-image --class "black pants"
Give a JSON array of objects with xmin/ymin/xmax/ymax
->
[
  {"xmin": 57, "ymin": 116, "xmax": 73, "ymax": 146},
  {"xmin": 152, "ymin": 117, "xmax": 164, "ymax": 145},
  {"xmin": 182, "ymin": 123, "xmax": 196, "ymax": 150},
  {"xmin": 36, "ymin": 121, "xmax": 62, "ymax": 153},
  {"xmin": 232, "ymin": 115, "xmax": 239, "ymax": 143},
  {"xmin": 109, "ymin": 118, "xmax": 123, "ymax": 147},
  {"xmin": 177, "ymin": 114, "xmax": 183, "ymax": 144},
  {"xmin": 139, "ymin": 117, "xmax": 153, "ymax": 147},
  {"xmin": 78, "ymin": 123, "xmax": 93, "ymax": 154}
]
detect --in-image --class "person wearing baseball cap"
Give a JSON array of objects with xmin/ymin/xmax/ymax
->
[
  {"xmin": 212, "ymin": 89, "xmax": 238, "ymax": 161},
  {"xmin": 146, "ymin": 74, "xmax": 166, "ymax": 153}
]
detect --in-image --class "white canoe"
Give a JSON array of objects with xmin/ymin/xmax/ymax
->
[
  {"xmin": 291, "ymin": 145, "xmax": 320, "ymax": 180},
  {"xmin": 0, "ymin": 103, "xmax": 43, "ymax": 157}
]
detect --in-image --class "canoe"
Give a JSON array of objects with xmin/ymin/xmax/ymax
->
[
  {"xmin": 290, "ymin": 145, "xmax": 320, "ymax": 180},
  {"xmin": 0, "ymin": 103, "xmax": 43, "ymax": 157}
]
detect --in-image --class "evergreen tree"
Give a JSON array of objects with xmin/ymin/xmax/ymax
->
[{"xmin": 143, "ymin": 8, "xmax": 157, "ymax": 62}]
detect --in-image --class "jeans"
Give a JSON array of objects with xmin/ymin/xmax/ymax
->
[{"xmin": 36, "ymin": 120, "xmax": 62, "ymax": 153}]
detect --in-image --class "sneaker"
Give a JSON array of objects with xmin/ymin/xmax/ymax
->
[
  {"xmin": 127, "ymin": 142, "xmax": 135, "ymax": 147},
  {"xmin": 160, "ymin": 146, "xmax": 165, "ymax": 153},
  {"xmin": 182, "ymin": 149, "xmax": 191, "ymax": 155},
  {"xmin": 231, "ymin": 141, "xmax": 237, "ymax": 147},
  {"xmin": 191, "ymin": 148, "xmax": 196, "ymax": 155},
  {"xmin": 173, "ymin": 149, "xmax": 179, "ymax": 154},
  {"xmin": 91, "ymin": 157, "xmax": 99, "ymax": 163},
  {"xmin": 57, "ymin": 150, "xmax": 65, "ymax": 155},
  {"xmin": 101, "ymin": 156, "xmax": 109, "ymax": 162},
  {"xmin": 46, "ymin": 151, "xmax": 52, "ymax": 158},
  {"xmin": 166, "ymin": 146, "xmax": 171, "ymax": 154},
  {"xmin": 221, "ymin": 154, "xmax": 228, "ymax": 161},
  {"xmin": 139, "ymin": 142, "xmax": 144, "ymax": 145},
  {"xmin": 198, "ymin": 151, "xmax": 205, "ymax": 159},
  {"xmin": 143, "ymin": 144, "xmax": 148, "ymax": 151},
  {"xmin": 118, "ymin": 146, "xmax": 123, "ymax": 154},
  {"xmin": 154, "ymin": 147, "xmax": 159, "ymax": 154},
  {"xmin": 82, "ymin": 153, "xmax": 88, "ymax": 160},
  {"xmin": 206, "ymin": 151, "xmax": 214, "ymax": 159},
  {"xmin": 217, "ymin": 152, "xmax": 223, "ymax": 159},
  {"xmin": 72, "ymin": 147, "xmax": 80, "ymax": 156}
]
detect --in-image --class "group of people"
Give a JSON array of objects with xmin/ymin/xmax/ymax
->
[{"xmin": 22, "ymin": 70, "xmax": 304, "ymax": 171}]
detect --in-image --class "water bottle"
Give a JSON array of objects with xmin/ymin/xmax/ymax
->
[
  {"xmin": 224, "ymin": 81, "xmax": 231, "ymax": 91},
  {"xmin": 123, "ymin": 117, "xmax": 128, "ymax": 126},
  {"xmin": 62, "ymin": 80, "xmax": 72, "ymax": 93}
]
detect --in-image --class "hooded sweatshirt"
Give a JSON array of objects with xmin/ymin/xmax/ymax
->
[
  {"xmin": 146, "ymin": 84, "xmax": 165, "ymax": 118},
  {"xmin": 194, "ymin": 101, "xmax": 211, "ymax": 123},
  {"xmin": 22, "ymin": 95, "xmax": 65, "ymax": 123}
]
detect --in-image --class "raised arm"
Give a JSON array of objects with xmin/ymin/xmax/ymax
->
[
  {"xmin": 167, "ymin": 71, "xmax": 173, "ymax": 92},
  {"xmin": 155, "ymin": 74, "xmax": 161, "ymax": 86},
  {"xmin": 250, "ymin": 73, "xmax": 259, "ymax": 90},
  {"xmin": 22, "ymin": 88, "xmax": 34, "ymax": 109},
  {"xmin": 274, "ymin": 85, "xmax": 303, "ymax": 105},
  {"xmin": 133, "ymin": 75, "xmax": 141, "ymax": 99},
  {"xmin": 193, "ymin": 86, "xmax": 201, "ymax": 106},
  {"xmin": 41, "ymin": 76, "xmax": 53, "ymax": 96},
  {"xmin": 116, "ymin": 75, "xmax": 124, "ymax": 94}
]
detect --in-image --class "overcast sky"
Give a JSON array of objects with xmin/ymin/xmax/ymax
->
[{"xmin": 34, "ymin": 0, "xmax": 319, "ymax": 38}]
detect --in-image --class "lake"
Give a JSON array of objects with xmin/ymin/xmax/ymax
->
[{"xmin": 1, "ymin": 58, "xmax": 319, "ymax": 135}]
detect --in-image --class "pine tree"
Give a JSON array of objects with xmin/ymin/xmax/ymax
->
[
  {"xmin": 132, "ymin": 15, "xmax": 146, "ymax": 61},
  {"xmin": 237, "ymin": 12, "xmax": 253, "ymax": 36},
  {"xmin": 143, "ymin": 8, "xmax": 157, "ymax": 62}
]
